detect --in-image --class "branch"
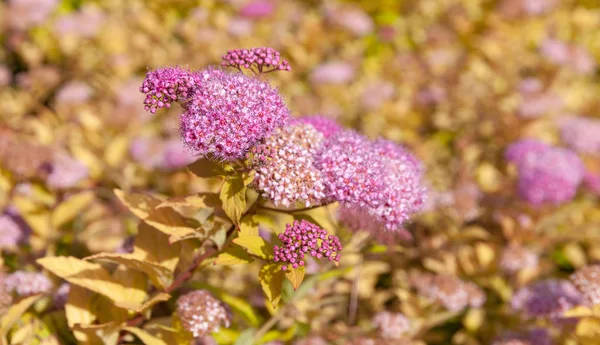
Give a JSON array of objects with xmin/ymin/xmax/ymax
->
[{"xmin": 165, "ymin": 246, "xmax": 218, "ymax": 294}]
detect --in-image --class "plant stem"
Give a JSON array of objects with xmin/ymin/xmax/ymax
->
[
  {"xmin": 253, "ymin": 304, "xmax": 289, "ymax": 342},
  {"xmin": 165, "ymin": 246, "xmax": 218, "ymax": 294}
]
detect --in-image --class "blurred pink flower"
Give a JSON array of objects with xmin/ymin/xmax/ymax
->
[
  {"xmin": 46, "ymin": 153, "xmax": 89, "ymax": 190},
  {"xmin": 6, "ymin": 0, "xmax": 59, "ymax": 30},
  {"xmin": 55, "ymin": 81, "xmax": 93, "ymax": 105},
  {"xmin": 540, "ymin": 39, "xmax": 596, "ymax": 75},
  {"xmin": 228, "ymin": 18, "xmax": 254, "ymax": 36},
  {"xmin": 557, "ymin": 115, "xmax": 600, "ymax": 155},
  {"xmin": 361, "ymin": 81, "xmax": 394, "ymax": 110},
  {"xmin": 416, "ymin": 85, "xmax": 447, "ymax": 106},
  {"xmin": 310, "ymin": 61, "xmax": 355, "ymax": 85},
  {"xmin": 162, "ymin": 139, "xmax": 198, "ymax": 170},
  {"xmin": 54, "ymin": 6, "xmax": 106, "ymax": 38},
  {"xmin": 0, "ymin": 66, "xmax": 11, "ymax": 87},
  {"xmin": 239, "ymin": 1, "xmax": 274, "ymax": 19},
  {"xmin": 517, "ymin": 78, "xmax": 563, "ymax": 118},
  {"xmin": 129, "ymin": 137, "xmax": 166, "ymax": 170},
  {"xmin": 327, "ymin": 5, "xmax": 374, "ymax": 37}
]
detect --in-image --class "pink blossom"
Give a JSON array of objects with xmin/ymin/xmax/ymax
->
[
  {"xmin": 239, "ymin": 1, "xmax": 274, "ymax": 19},
  {"xmin": 310, "ymin": 62, "xmax": 355, "ymax": 85},
  {"xmin": 558, "ymin": 115, "xmax": 600, "ymax": 155},
  {"xmin": 511, "ymin": 280, "xmax": 582, "ymax": 318},
  {"xmin": 292, "ymin": 115, "xmax": 342, "ymax": 139}
]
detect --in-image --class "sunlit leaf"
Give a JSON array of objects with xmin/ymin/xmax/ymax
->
[
  {"xmin": 37, "ymin": 256, "xmax": 127, "ymax": 304},
  {"xmin": 220, "ymin": 172, "xmax": 253, "ymax": 224},
  {"xmin": 0, "ymin": 295, "xmax": 42, "ymax": 341},
  {"xmin": 233, "ymin": 236, "xmax": 274, "ymax": 260},
  {"xmin": 115, "ymin": 293, "xmax": 171, "ymax": 313},
  {"xmin": 284, "ymin": 266, "xmax": 305, "ymax": 290},
  {"xmin": 71, "ymin": 322, "xmax": 121, "ymax": 345},
  {"xmin": 214, "ymin": 245, "xmax": 254, "ymax": 266},
  {"xmin": 133, "ymin": 223, "xmax": 182, "ymax": 272},
  {"xmin": 51, "ymin": 191, "xmax": 95, "ymax": 228},
  {"xmin": 124, "ymin": 327, "xmax": 168, "ymax": 345},
  {"xmin": 233, "ymin": 328, "xmax": 255, "ymax": 345},
  {"xmin": 85, "ymin": 253, "xmax": 174, "ymax": 289},
  {"xmin": 65, "ymin": 285, "xmax": 97, "ymax": 343},
  {"xmin": 259, "ymin": 263, "xmax": 284, "ymax": 307}
]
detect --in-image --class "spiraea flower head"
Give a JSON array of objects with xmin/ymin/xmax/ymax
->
[
  {"xmin": 511, "ymin": 280, "xmax": 582, "ymax": 318},
  {"xmin": 250, "ymin": 124, "xmax": 327, "ymax": 207},
  {"xmin": 179, "ymin": 68, "xmax": 290, "ymax": 161},
  {"xmin": 557, "ymin": 115, "xmax": 600, "ymax": 155},
  {"xmin": 54, "ymin": 283, "xmax": 70, "ymax": 308},
  {"xmin": 221, "ymin": 47, "xmax": 290, "ymax": 73},
  {"xmin": 571, "ymin": 265, "xmax": 600, "ymax": 306},
  {"xmin": 4, "ymin": 271, "xmax": 53, "ymax": 297},
  {"xmin": 320, "ymin": 131, "xmax": 426, "ymax": 236},
  {"xmin": 273, "ymin": 220, "xmax": 342, "ymax": 271},
  {"xmin": 373, "ymin": 312, "xmax": 411, "ymax": 339},
  {"xmin": 292, "ymin": 115, "xmax": 343, "ymax": 139},
  {"xmin": 140, "ymin": 66, "xmax": 201, "ymax": 114},
  {"xmin": 176, "ymin": 290, "xmax": 231, "ymax": 338},
  {"xmin": 505, "ymin": 140, "xmax": 584, "ymax": 205},
  {"xmin": 500, "ymin": 244, "xmax": 539, "ymax": 274}
]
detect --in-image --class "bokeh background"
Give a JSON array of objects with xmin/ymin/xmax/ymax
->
[{"xmin": 2, "ymin": 0, "xmax": 600, "ymax": 344}]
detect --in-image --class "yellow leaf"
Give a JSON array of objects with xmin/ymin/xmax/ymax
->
[
  {"xmin": 576, "ymin": 317, "xmax": 600, "ymax": 344},
  {"xmin": 220, "ymin": 173, "xmax": 253, "ymax": 224},
  {"xmin": 475, "ymin": 243, "xmax": 495, "ymax": 268},
  {"xmin": 294, "ymin": 206, "xmax": 337, "ymax": 235},
  {"xmin": 111, "ymin": 266, "xmax": 148, "ymax": 310},
  {"xmin": 233, "ymin": 236, "xmax": 274, "ymax": 260},
  {"xmin": 37, "ymin": 256, "xmax": 127, "ymax": 304},
  {"xmin": 114, "ymin": 189, "xmax": 197, "ymax": 240},
  {"xmin": 124, "ymin": 327, "xmax": 168, "ymax": 345},
  {"xmin": 239, "ymin": 214, "xmax": 259, "ymax": 237},
  {"xmin": 115, "ymin": 293, "xmax": 171, "ymax": 313},
  {"xmin": 285, "ymin": 266, "xmax": 305, "ymax": 290},
  {"xmin": 104, "ymin": 135, "xmax": 130, "ymax": 167},
  {"xmin": 71, "ymin": 322, "xmax": 121, "ymax": 345},
  {"xmin": 214, "ymin": 245, "xmax": 254, "ymax": 266},
  {"xmin": 133, "ymin": 223, "xmax": 182, "ymax": 272},
  {"xmin": 51, "ymin": 191, "xmax": 95, "ymax": 228},
  {"xmin": 65, "ymin": 285, "xmax": 97, "ymax": 343},
  {"xmin": 187, "ymin": 158, "xmax": 228, "ymax": 178},
  {"xmin": 259, "ymin": 264, "xmax": 284, "ymax": 307},
  {"xmin": 0, "ymin": 295, "xmax": 42, "ymax": 340},
  {"xmin": 85, "ymin": 253, "xmax": 174, "ymax": 289},
  {"xmin": 156, "ymin": 193, "xmax": 221, "ymax": 210}
]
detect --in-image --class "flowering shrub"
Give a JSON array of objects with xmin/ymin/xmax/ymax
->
[{"xmin": 2, "ymin": 1, "xmax": 600, "ymax": 344}]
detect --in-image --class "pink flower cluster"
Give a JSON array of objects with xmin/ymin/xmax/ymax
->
[
  {"xmin": 410, "ymin": 272, "xmax": 486, "ymax": 312},
  {"xmin": 176, "ymin": 290, "xmax": 231, "ymax": 338},
  {"xmin": 505, "ymin": 139, "xmax": 584, "ymax": 205},
  {"xmin": 511, "ymin": 280, "xmax": 582, "ymax": 318},
  {"xmin": 250, "ymin": 124, "xmax": 327, "ymax": 207},
  {"xmin": 46, "ymin": 152, "xmax": 89, "ymax": 190},
  {"xmin": 141, "ymin": 64, "xmax": 290, "ymax": 161},
  {"xmin": 273, "ymin": 220, "xmax": 342, "ymax": 271},
  {"xmin": 558, "ymin": 115, "xmax": 600, "ymax": 155},
  {"xmin": 0, "ymin": 214, "xmax": 25, "ymax": 249},
  {"xmin": 317, "ymin": 131, "xmax": 427, "ymax": 233},
  {"xmin": 373, "ymin": 311, "xmax": 411, "ymax": 339},
  {"xmin": 221, "ymin": 47, "xmax": 291, "ymax": 73},
  {"xmin": 571, "ymin": 265, "xmax": 600, "ymax": 306},
  {"xmin": 3, "ymin": 271, "xmax": 53, "ymax": 297},
  {"xmin": 292, "ymin": 115, "xmax": 342, "ymax": 139}
]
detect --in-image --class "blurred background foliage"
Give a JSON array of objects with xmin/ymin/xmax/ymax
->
[{"xmin": 2, "ymin": 0, "xmax": 600, "ymax": 344}]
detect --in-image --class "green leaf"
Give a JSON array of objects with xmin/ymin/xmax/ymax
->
[
  {"xmin": 85, "ymin": 253, "xmax": 174, "ymax": 289},
  {"xmin": 0, "ymin": 294, "xmax": 42, "ymax": 340},
  {"xmin": 114, "ymin": 189, "xmax": 198, "ymax": 241},
  {"xmin": 38, "ymin": 256, "xmax": 128, "ymax": 304},
  {"xmin": 259, "ymin": 264, "xmax": 284, "ymax": 307},
  {"xmin": 171, "ymin": 314, "xmax": 194, "ymax": 345},
  {"xmin": 214, "ymin": 245, "xmax": 254, "ymax": 265},
  {"xmin": 233, "ymin": 328, "xmax": 255, "ymax": 345},
  {"xmin": 124, "ymin": 327, "xmax": 168, "ymax": 345},
  {"xmin": 220, "ymin": 173, "xmax": 253, "ymax": 224},
  {"xmin": 187, "ymin": 158, "xmax": 228, "ymax": 178},
  {"xmin": 216, "ymin": 294, "xmax": 260, "ymax": 328},
  {"xmin": 51, "ymin": 191, "xmax": 95, "ymax": 228},
  {"xmin": 133, "ymin": 223, "xmax": 182, "ymax": 272},
  {"xmin": 233, "ymin": 236, "xmax": 274, "ymax": 260},
  {"xmin": 284, "ymin": 266, "xmax": 305, "ymax": 290}
]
